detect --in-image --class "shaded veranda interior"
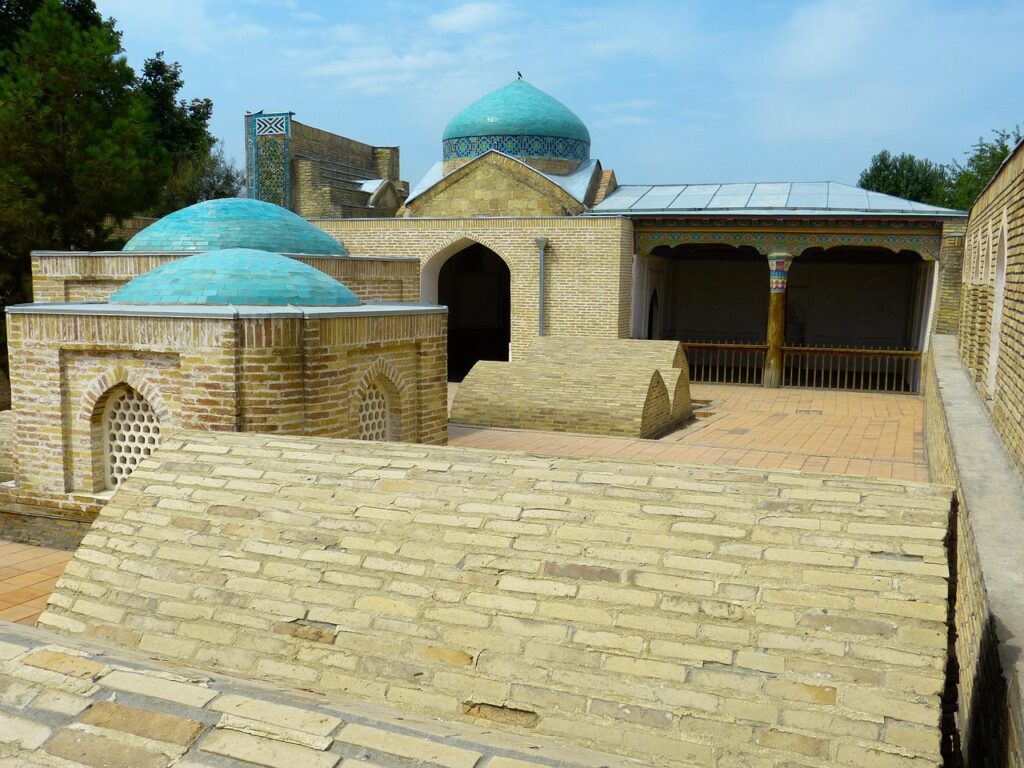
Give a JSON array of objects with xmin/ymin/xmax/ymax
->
[{"xmin": 640, "ymin": 244, "xmax": 931, "ymax": 393}]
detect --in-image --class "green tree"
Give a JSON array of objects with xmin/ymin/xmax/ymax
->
[
  {"xmin": 0, "ymin": 0, "xmax": 167, "ymax": 305},
  {"xmin": 0, "ymin": 0, "xmax": 100, "ymax": 56},
  {"xmin": 857, "ymin": 150, "xmax": 951, "ymax": 207},
  {"xmin": 138, "ymin": 52, "xmax": 242, "ymax": 214},
  {"xmin": 946, "ymin": 128, "xmax": 1023, "ymax": 211}
]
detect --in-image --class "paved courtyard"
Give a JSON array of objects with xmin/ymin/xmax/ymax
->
[
  {"xmin": 450, "ymin": 383, "xmax": 927, "ymax": 482},
  {"xmin": 0, "ymin": 539, "xmax": 71, "ymax": 625}
]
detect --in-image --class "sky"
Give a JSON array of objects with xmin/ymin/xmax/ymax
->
[{"xmin": 94, "ymin": 0, "xmax": 1024, "ymax": 189}]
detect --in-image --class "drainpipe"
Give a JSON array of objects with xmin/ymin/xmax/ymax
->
[{"xmin": 536, "ymin": 237, "xmax": 549, "ymax": 336}]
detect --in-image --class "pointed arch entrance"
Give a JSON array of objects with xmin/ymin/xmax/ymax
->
[{"xmin": 426, "ymin": 240, "xmax": 511, "ymax": 381}]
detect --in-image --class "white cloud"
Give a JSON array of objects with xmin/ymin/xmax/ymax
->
[{"xmin": 428, "ymin": 3, "xmax": 508, "ymax": 33}]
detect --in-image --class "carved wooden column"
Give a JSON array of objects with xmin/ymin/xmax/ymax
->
[{"xmin": 763, "ymin": 253, "xmax": 793, "ymax": 388}]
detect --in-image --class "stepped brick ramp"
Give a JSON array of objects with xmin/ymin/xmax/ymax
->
[
  {"xmin": 40, "ymin": 430, "xmax": 951, "ymax": 767},
  {"xmin": 451, "ymin": 361, "xmax": 683, "ymax": 438},
  {"xmin": 0, "ymin": 621, "xmax": 644, "ymax": 768}
]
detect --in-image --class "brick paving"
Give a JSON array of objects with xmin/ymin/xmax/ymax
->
[
  {"xmin": 450, "ymin": 383, "xmax": 928, "ymax": 482},
  {"xmin": 0, "ymin": 622, "xmax": 644, "ymax": 768},
  {"xmin": 0, "ymin": 539, "xmax": 71, "ymax": 626}
]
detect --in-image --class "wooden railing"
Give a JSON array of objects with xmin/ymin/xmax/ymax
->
[
  {"xmin": 782, "ymin": 346, "xmax": 922, "ymax": 394},
  {"xmin": 680, "ymin": 341, "xmax": 767, "ymax": 385}
]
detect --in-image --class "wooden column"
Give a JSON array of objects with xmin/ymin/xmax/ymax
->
[{"xmin": 763, "ymin": 253, "xmax": 793, "ymax": 388}]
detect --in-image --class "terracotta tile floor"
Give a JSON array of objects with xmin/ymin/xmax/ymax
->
[
  {"xmin": 0, "ymin": 540, "xmax": 72, "ymax": 625},
  {"xmin": 449, "ymin": 383, "xmax": 929, "ymax": 482}
]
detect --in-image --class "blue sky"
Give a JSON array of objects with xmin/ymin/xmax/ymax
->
[{"xmin": 95, "ymin": 0, "xmax": 1024, "ymax": 189}]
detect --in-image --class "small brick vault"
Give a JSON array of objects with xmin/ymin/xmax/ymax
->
[{"xmin": 37, "ymin": 429, "xmax": 951, "ymax": 767}]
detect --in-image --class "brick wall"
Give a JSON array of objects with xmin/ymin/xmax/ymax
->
[
  {"xmin": 289, "ymin": 121, "xmax": 405, "ymax": 219},
  {"xmin": 30, "ymin": 251, "xmax": 420, "ymax": 305},
  {"xmin": 936, "ymin": 221, "xmax": 966, "ymax": 334},
  {"xmin": 5, "ymin": 307, "xmax": 447, "ymax": 503},
  {"xmin": 41, "ymin": 429, "xmax": 953, "ymax": 767},
  {"xmin": 924, "ymin": 339, "xmax": 1024, "ymax": 767},
  {"xmin": 409, "ymin": 153, "xmax": 586, "ymax": 217},
  {"xmin": 313, "ymin": 217, "xmax": 635, "ymax": 360},
  {"xmin": 958, "ymin": 142, "xmax": 1024, "ymax": 474}
]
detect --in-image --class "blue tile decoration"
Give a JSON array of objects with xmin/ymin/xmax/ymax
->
[
  {"xmin": 123, "ymin": 198, "xmax": 345, "ymax": 256},
  {"xmin": 443, "ymin": 80, "xmax": 590, "ymax": 163},
  {"xmin": 245, "ymin": 112, "xmax": 291, "ymax": 208},
  {"xmin": 110, "ymin": 248, "xmax": 362, "ymax": 307},
  {"xmin": 442, "ymin": 134, "xmax": 589, "ymax": 163}
]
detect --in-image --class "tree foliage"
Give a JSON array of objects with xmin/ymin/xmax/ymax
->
[
  {"xmin": 0, "ymin": 0, "xmax": 242, "ymax": 309},
  {"xmin": 138, "ymin": 53, "xmax": 241, "ymax": 215},
  {"xmin": 0, "ymin": 0, "xmax": 166, "ymax": 304},
  {"xmin": 857, "ymin": 150, "xmax": 950, "ymax": 207},
  {"xmin": 859, "ymin": 128, "xmax": 1023, "ymax": 211},
  {"xmin": 0, "ymin": 0, "xmax": 99, "ymax": 57},
  {"xmin": 946, "ymin": 128, "xmax": 1023, "ymax": 211}
]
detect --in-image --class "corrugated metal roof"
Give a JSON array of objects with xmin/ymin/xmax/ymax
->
[{"xmin": 587, "ymin": 181, "xmax": 965, "ymax": 217}]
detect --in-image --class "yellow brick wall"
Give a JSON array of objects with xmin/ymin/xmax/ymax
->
[
  {"xmin": 30, "ymin": 252, "xmax": 420, "ymax": 305},
  {"xmin": 415, "ymin": 154, "xmax": 586, "ymax": 217},
  {"xmin": 958, "ymin": 143, "xmax": 1024, "ymax": 475},
  {"xmin": 923, "ymin": 345, "xmax": 1024, "ymax": 767},
  {"xmin": 41, "ymin": 429, "xmax": 952, "ymax": 767},
  {"xmin": 935, "ymin": 221, "xmax": 966, "ymax": 334},
  {"xmin": 313, "ymin": 216, "xmax": 635, "ymax": 360},
  {"xmin": 5, "ymin": 309, "xmax": 447, "ymax": 500}
]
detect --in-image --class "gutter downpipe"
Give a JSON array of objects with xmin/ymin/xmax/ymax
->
[{"xmin": 536, "ymin": 237, "xmax": 549, "ymax": 336}]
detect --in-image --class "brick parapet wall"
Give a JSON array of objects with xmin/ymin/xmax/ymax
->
[
  {"xmin": 958, "ymin": 142, "xmax": 1024, "ymax": 476},
  {"xmin": 30, "ymin": 251, "xmax": 419, "ymax": 305},
  {"xmin": 312, "ymin": 217, "xmax": 635, "ymax": 360},
  {"xmin": 42, "ymin": 429, "xmax": 953, "ymax": 767},
  {"xmin": 924, "ymin": 336, "xmax": 1024, "ymax": 766}
]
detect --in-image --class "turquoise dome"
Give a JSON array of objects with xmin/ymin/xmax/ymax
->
[
  {"xmin": 123, "ymin": 198, "xmax": 346, "ymax": 256},
  {"xmin": 442, "ymin": 80, "xmax": 590, "ymax": 167},
  {"xmin": 110, "ymin": 249, "xmax": 361, "ymax": 307}
]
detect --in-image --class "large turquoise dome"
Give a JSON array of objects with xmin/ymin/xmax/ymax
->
[
  {"xmin": 110, "ymin": 249, "xmax": 361, "ymax": 307},
  {"xmin": 442, "ymin": 80, "xmax": 590, "ymax": 173},
  {"xmin": 123, "ymin": 198, "xmax": 346, "ymax": 256}
]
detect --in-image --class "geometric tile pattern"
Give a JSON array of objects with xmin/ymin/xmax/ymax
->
[
  {"xmin": 358, "ymin": 384, "xmax": 393, "ymax": 442},
  {"xmin": 122, "ymin": 197, "xmax": 345, "ymax": 256},
  {"xmin": 103, "ymin": 387, "xmax": 161, "ymax": 489},
  {"xmin": 443, "ymin": 134, "xmax": 589, "ymax": 163},
  {"xmin": 246, "ymin": 111, "xmax": 291, "ymax": 208}
]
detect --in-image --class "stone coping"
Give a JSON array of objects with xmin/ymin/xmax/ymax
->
[
  {"xmin": 30, "ymin": 250, "xmax": 420, "ymax": 263},
  {"xmin": 932, "ymin": 335, "xmax": 1024, "ymax": 684},
  {"xmin": 5, "ymin": 302, "xmax": 446, "ymax": 320},
  {"xmin": 0, "ymin": 621, "xmax": 646, "ymax": 768}
]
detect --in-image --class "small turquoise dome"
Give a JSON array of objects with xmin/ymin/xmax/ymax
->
[
  {"xmin": 123, "ymin": 198, "xmax": 346, "ymax": 256},
  {"xmin": 442, "ymin": 80, "xmax": 590, "ymax": 169},
  {"xmin": 110, "ymin": 249, "xmax": 361, "ymax": 307}
]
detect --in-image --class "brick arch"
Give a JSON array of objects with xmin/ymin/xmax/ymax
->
[
  {"xmin": 420, "ymin": 235, "xmax": 512, "ymax": 303},
  {"xmin": 354, "ymin": 358, "xmax": 408, "ymax": 441},
  {"xmin": 78, "ymin": 368, "xmax": 172, "ymax": 426}
]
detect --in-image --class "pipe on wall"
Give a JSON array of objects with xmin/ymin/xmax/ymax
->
[{"xmin": 536, "ymin": 237, "xmax": 549, "ymax": 336}]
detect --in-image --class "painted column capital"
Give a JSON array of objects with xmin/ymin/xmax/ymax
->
[{"xmin": 767, "ymin": 251, "xmax": 794, "ymax": 293}]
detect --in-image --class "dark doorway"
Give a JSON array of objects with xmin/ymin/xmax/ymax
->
[
  {"xmin": 646, "ymin": 291, "xmax": 659, "ymax": 340},
  {"xmin": 438, "ymin": 244, "xmax": 511, "ymax": 381}
]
